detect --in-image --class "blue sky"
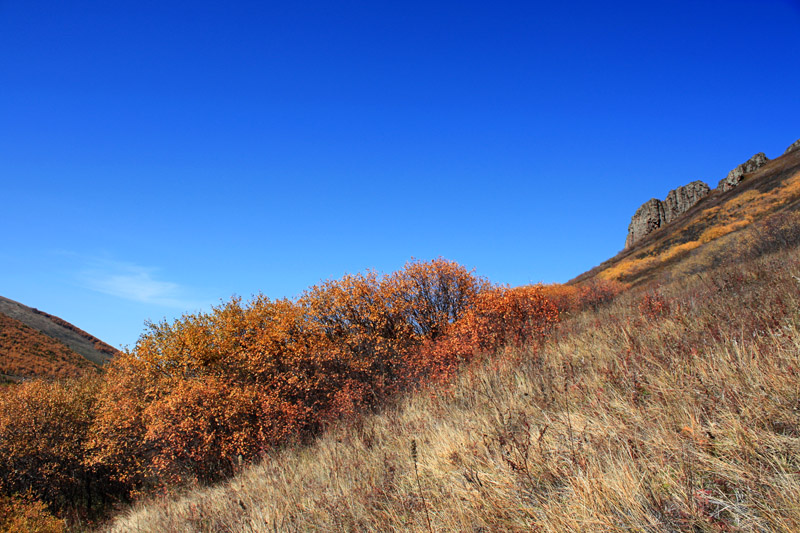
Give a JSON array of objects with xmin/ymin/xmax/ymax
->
[{"xmin": 2, "ymin": 0, "xmax": 799, "ymax": 349}]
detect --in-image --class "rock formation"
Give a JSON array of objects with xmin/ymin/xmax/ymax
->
[
  {"xmin": 625, "ymin": 181, "xmax": 710, "ymax": 249},
  {"xmin": 663, "ymin": 181, "xmax": 711, "ymax": 224},
  {"xmin": 624, "ymin": 137, "xmax": 798, "ymax": 250},
  {"xmin": 717, "ymin": 152, "xmax": 769, "ymax": 192},
  {"xmin": 785, "ymin": 138, "xmax": 800, "ymax": 155},
  {"xmin": 626, "ymin": 199, "xmax": 665, "ymax": 249}
]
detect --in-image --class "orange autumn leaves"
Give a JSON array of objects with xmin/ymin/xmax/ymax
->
[
  {"xmin": 90, "ymin": 259, "xmax": 497, "ymax": 488},
  {"xmin": 1, "ymin": 259, "xmax": 619, "ymax": 516},
  {"xmin": 87, "ymin": 259, "xmax": 571, "ymax": 490}
]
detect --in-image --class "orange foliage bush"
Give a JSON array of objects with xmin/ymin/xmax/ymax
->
[
  {"xmin": 406, "ymin": 285, "xmax": 560, "ymax": 383},
  {"xmin": 540, "ymin": 279, "xmax": 625, "ymax": 315},
  {"xmin": 462, "ymin": 285, "xmax": 560, "ymax": 351},
  {"xmin": 90, "ymin": 297, "xmax": 317, "ymax": 488},
  {"xmin": 0, "ymin": 377, "xmax": 118, "ymax": 516},
  {"xmin": 8, "ymin": 258, "xmax": 564, "ymax": 513},
  {"xmin": 90, "ymin": 259, "xmax": 495, "ymax": 490}
]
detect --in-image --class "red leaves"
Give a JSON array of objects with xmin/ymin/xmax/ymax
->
[
  {"xmin": 406, "ymin": 285, "xmax": 560, "ymax": 384},
  {"xmin": 639, "ymin": 292, "xmax": 671, "ymax": 319}
]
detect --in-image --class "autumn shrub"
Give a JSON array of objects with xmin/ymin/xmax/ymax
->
[
  {"xmin": 539, "ymin": 284, "xmax": 582, "ymax": 313},
  {"xmin": 0, "ymin": 376, "xmax": 120, "ymax": 517},
  {"xmin": 143, "ymin": 377, "xmax": 313, "ymax": 485},
  {"xmin": 89, "ymin": 258, "xmax": 493, "ymax": 493},
  {"xmin": 388, "ymin": 258, "xmax": 490, "ymax": 339},
  {"xmin": 0, "ymin": 494, "xmax": 63, "ymax": 533},
  {"xmin": 300, "ymin": 271, "xmax": 412, "ymax": 409},
  {"xmin": 638, "ymin": 291, "xmax": 671, "ymax": 319},
  {"xmin": 90, "ymin": 298, "xmax": 317, "ymax": 490},
  {"xmin": 539, "ymin": 280, "xmax": 625, "ymax": 316},
  {"xmin": 461, "ymin": 285, "xmax": 560, "ymax": 352},
  {"xmin": 406, "ymin": 285, "xmax": 560, "ymax": 383}
]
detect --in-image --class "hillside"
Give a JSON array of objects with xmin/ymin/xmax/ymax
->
[
  {"xmin": 104, "ymin": 205, "xmax": 800, "ymax": 532},
  {"xmin": 572, "ymin": 139, "xmax": 800, "ymax": 286},
  {"xmin": 0, "ymin": 313, "xmax": 100, "ymax": 381},
  {"xmin": 0, "ymin": 296, "xmax": 118, "ymax": 380},
  {"xmin": 99, "ymin": 138, "xmax": 800, "ymax": 532},
  {"xmin": 3, "ymin": 138, "xmax": 800, "ymax": 531}
]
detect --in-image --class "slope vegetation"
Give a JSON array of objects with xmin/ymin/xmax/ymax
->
[
  {"xmin": 0, "ymin": 313, "xmax": 99, "ymax": 381},
  {"xmin": 105, "ymin": 211, "xmax": 800, "ymax": 532},
  {"xmin": 0, "ymin": 296, "xmax": 118, "ymax": 380},
  {"xmin": 572, "ymin": 146, "xmax": 800, "ymax": 286}
]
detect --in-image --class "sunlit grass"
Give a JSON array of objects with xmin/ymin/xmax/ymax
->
[
  {"xmin": 104, "ymin": 234, "xmax": 800, "ymax": 532},
  {"xmin": 598, "ymin": 170, "xmax": 800, "ymax": 283}
]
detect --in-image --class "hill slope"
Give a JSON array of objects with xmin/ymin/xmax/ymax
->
[
  {"xmin": 102, "ymin": 140, "xmax": 800, "ymax": 532},
  {"xmin": 0, "ymin": 296, "xmax": 118, "ymax": 380},
  {"xmin": 572, "ymin": 142, "xmax": 800, "ymax": 286},
  {"xmin": 105, "ymin": 223, "xmax": 800, "ymax": 532}
]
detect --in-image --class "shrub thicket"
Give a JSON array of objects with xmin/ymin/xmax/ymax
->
[{"xmin": 0, "ymin": 258, "xmax": 569, "ymax": 523}]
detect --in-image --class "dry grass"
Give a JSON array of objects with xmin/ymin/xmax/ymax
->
[
  {"xmin": 596, "ymin": 168, "xmax": 800, "ymax": 284},
  {"xmin": 103, "ymin": 240, "xmax": 800, "ymax": 532}
]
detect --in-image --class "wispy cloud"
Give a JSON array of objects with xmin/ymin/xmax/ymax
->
[{"xmin": 79, "ymin": 259, "xmax": 206, "ymax": 309}]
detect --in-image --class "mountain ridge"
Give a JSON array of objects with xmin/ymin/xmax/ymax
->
[{"xmin": 623, "ymin": 139, "xmax": 799, "ymax": 249}]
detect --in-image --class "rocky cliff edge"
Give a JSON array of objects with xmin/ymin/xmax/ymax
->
[{"xmin": 624, "ymin": 137, "xmax": 799, "ymax": 249}]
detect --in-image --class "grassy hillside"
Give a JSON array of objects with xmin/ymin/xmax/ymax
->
[
  {"xmin": 104, "ymin": 211, "xmax": 800, "ymax": 531},
  {"xmin": 0, "ymin": 313, "xmax": 100, "ymax": 381},
  {"xmin": 572, "ymin": 146, "xmax": 800, "ymax": 287},
  {"xmin": 0, "ymin": 296, "xmax": 118, "ymax": 380},
  {"xmin": 5, "ymin": 143, "xmax": 800, "ymax": 531}
]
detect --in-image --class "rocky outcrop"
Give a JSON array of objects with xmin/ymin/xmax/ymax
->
[
  {"xmin": 785, "ymin": 139, "xmax": 800, "ymax": 155},
  {"xmin": 664, "ymin": 181, "xmax": 711, "ymax": 224},
  {"xmin": 625, "ymin": 181, "xmax": 710, "ymax": 249},
  {"xmin": 626, "ymin": 199, "xmax": 665, "ymax": 249},
  {"xmin": 717, "ymin": 152, "xmax": 769, "ymax": 192},
  {"xmin": 624, "ymin": 137, "xmax": 799, "ymax": 250}
]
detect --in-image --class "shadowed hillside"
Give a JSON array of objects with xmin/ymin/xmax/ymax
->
[{"xmin": 0, "ymin": 296, "xmax": 118, "ymax": 380}]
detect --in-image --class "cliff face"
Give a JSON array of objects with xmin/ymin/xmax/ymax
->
[
  {"xmin": 718, "ymin": 152, "xmax": 769, "ymax": 192},
  {"xmin": 625, "ymin": 181, "xmax": 710, "ymax": 249},
  {"xmin": 625, "ymin": 199, "xmax": 665, "ymax": 249},
  {"xmin": 664, "ymin": 181, "xmax": 711, "ymax": 224}
]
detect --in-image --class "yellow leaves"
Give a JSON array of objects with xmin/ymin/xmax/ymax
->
[{"xmin": 0, "ymin": 494, "xmax": 64, "ymax": 533}]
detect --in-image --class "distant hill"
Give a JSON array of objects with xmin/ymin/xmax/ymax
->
[
  {"xmin": 572, "ymin": 138, "xmax": 800, "ymax": 286},
  {"xmin": 0, "ymin": 296, "xmax": 119, "ymax": 381}
]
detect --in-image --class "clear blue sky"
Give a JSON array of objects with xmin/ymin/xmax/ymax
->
[{"xmin": 2, "ymin": 0, "xmax": 799, "ymax": 349}]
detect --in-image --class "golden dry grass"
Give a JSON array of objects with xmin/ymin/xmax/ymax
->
[
  {"xmin": 597, "ymin": 169, "xmax": 800, "ymax": 284},
  {"xmin": 102, "ymin": 237, "xmax": 800, "ymax": 531}
]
